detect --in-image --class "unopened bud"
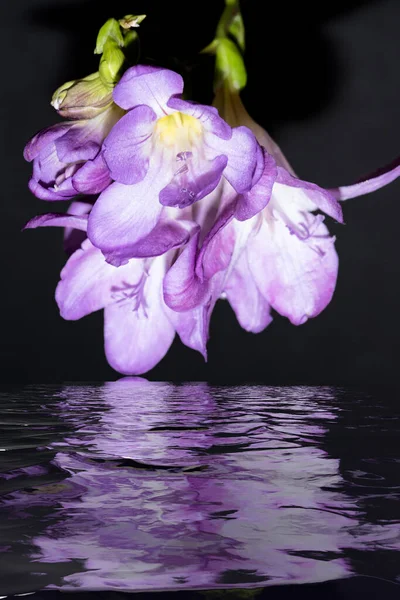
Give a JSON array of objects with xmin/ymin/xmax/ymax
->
[
  {"xmin": 51, "ymin": 72, "xmax": 113, "ymax": 119},
  {"xmin": 119, "ymin": 14, "xmax": 146, "ymax": 29},
  {"xmin": 98, "ymin": 39, "xmax": 125, "ymax": 87},
  {"xmin": 94, "ymin": 18, "xmax": 124, "ymax": 55}
]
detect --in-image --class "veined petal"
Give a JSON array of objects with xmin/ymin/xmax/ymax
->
[
  {"xmin": 163, "ymin": 227, "xmax": 209, "ymax": 311},
  {"xmin": 224, "ymin": 251, "xmax": 273, "ymax": 333},
  {"xmin": 248, "ymin": 218, "xmax": 338, "ymax": 325},
  {"xmin": 159, "ymin": 153, "xmax": 227, "ymax": 208},
  {"xmin": 88, "ymin": 155, "xmax": 170, "ymax": 266},
  {"xmin": 104, "ymin": 258, "xmax": 175, "ymax": 375},
  {"xmin": 72, "ymin": 153, "xmax": 112, "ymax": 195},
  {"xmin": 103, "ymin": 105, "xmax": 156, "ymax": 185},
  {"xmin": 167, "ymin": 97, "xmax": 231, "ymax": 140},
  {"xmin": 206, "ymin": 126, "xmax": 262, "ymax": 193},
  {"xmin": 23, "ymin": 211, "xmax": 88, "ymax": 232},
  {"xmin": 23, "ymin": 123, "xmax": 69, "ymax": 162},
  {"xmin": 329, "ymin": 158, "xmax": 400, "ymax": 200},
  {"xmin": 276, "ymin": 167, "xmax": 343, "ymax": 223},
  {"xmin": 56, "ymin": 239, "xmax": 142, "ymax": 320},
  {"xmin": 235, "ymin": 149, "xmax": 277, "ymax": 221},
  {"xmin": 113, "ymin": 65, "xmax": 183, "ymax": 116}
]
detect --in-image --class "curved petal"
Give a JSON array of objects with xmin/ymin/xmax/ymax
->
[
  {"xmin": 159, "ymin": 153, "xmax": 227, "ymax": 208},
  {"xmin": 329, "ymin": 158, "xmax": 400, "ymax": 201},
  {"xmin": 163, "ymin": 227, "xmax": 209, "ymax": 311},
  {"xmin": 88, "ymin": 155, "xmax": 170, "ymax": 266},
  {"xmin": 72, "ymin": 153, "xmax": 112, "ymax": 195},
  {"xmin": 28, "ymin": 176, "xmax": 76, "ymax": 201},
  {"xmin": 248, "ymin": 218, "xmax": 338, "ymax": 325},
  {"xmin": 205, "ymin": 126, "xmax": 262, "ymax": 193},
  {"xmin": 235, "ymin": 149, "xmax": 277, "ymax": 221},
  {"xmin": 104, "ymin": 258, "xmax": 175, "ymax": 375},
  {"xmin": 55, "ymin": 239, "xmax": 142, "ymax": 320},
  {"xmin": 23, "ymin": 123, "xmax": 69, "ymax": 162},
  {"xmin": 276, "ymin": 167, "xmax": 343, "ymax": 223},
  {"xmin": 224, "ymin": 251, "xmax": 273, "ymax": 333},
  {"xmin": 167, "ymin": 97, "xmax": 231, "ymax": 140},
  {"xmin": 64, "ymin": 200, "xmax": 92, "ymax": 255},
  {"xmin": 113, "ymin": 65, "xmax": 183, "ymax": 116},
  {"xmin": 167, "ymin": 304, "xmax": 209, "ymax": 360},
  {"xmin": 103, "ymin": 105, "xmax": 156, "ymax": 184},
  {"xmin": 23, "ymin": 211, "xmax": 88, "ymax": 232}
]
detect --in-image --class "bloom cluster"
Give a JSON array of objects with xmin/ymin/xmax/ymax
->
[{"xmin": 24, "ymin": 11, "xmax": 400, "ymax": 375}]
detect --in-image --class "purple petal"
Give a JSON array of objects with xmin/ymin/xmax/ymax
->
[
  {"xmin": 64, "ymin": 200, "xmax": 92, "ymax": 255},
  {"xmin": 28, "ymin": 176, "xmax": 77, "ymax": 201},
  {"xmin": 72, "ymin": 153, "xmax": 112, "ymax": 195},
  {"xmin": 276, "ymin": 167, "xmax": 343, "ymax": 223},
  {"xmin": 167, "ymin": 304, "xmax": 209, "ymax": 360},
  {"xmin": 235, "ymin": 149, "xmax": 277, "ymax": 221},
  {"xmin": 248, "ymin": 218, "xmax": 338, "ymax": 325},
  {"xmin": 167, "ymin": 97, "xmax": 231, "ymax": 140},
  {"xmin": 329, "ymin": 157, "xmax": 400, "ymax": 201},
  {"xmin": 113, "ymin": 65, "xmax": 184, "ymax": 115},
  {"xmin": 23, "ymin": 123, "xmax": 69, "ymax": 162},
  {"xmin": 56, "ymin": 239, "xmax": 142, "ymax": 320},
  {"xmin": 103, "ymin": 105, "xmax": 156, "ymax": 185},
  {"xmin": 206, "ymin": 126, "xmax": 262, "ymax": 193},
  {"xmin": 196, "ymin": 200, "xmax": 236, "ymax": 281},
  {"xmin": 104, "ymin": 258, "xmax": 175, "ymax": 375},
  {"xmin": 55, "ymin": 123, "xmax": 99, "ymax": 163},
  {"xmin": 224, "ymin": 251, "xmax": 273, "ymax": 333},
  {"xmin": 87, "ymin": 157, "xmax": 169, "ymax": 266},
  {"xmin": 163, "ymin": 227, "xmax": 209, "ymax": 312},
  {"xmin": 23, "ymin": 211, "xmax": 88, "ymax": 232},
  {"xmin": 159, "ymin": 154, "xmax": 227, "ymax": 208}
]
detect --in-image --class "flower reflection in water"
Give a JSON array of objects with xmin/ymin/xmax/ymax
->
[{"xmin": 20, "ymin": 381, "xmax": 357, "ymax": 591}]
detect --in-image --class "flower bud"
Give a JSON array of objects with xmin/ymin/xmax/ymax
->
[
  {"xmin": 98, "ymin": 38, "xmax": 125, "ymax": 87},
  {"xmin": 51, "ymin": 72, "xmax": 113, "ymax": 119}
]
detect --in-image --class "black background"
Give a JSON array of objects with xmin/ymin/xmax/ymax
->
[{"xmin": 1, "ymin": 0, "xmax": 400, "ymax": 384}]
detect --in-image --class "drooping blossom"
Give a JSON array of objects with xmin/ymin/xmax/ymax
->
[
  {"xmin": 87, "ymin": 65, "xmax": 264, "ymax": 266},
  {"xmin": 24, "ymin": 212, "xmax": 221, "ymax": 374}
]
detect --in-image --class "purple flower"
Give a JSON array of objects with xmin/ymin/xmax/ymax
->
[
  {"xmin": 25, "ymin": 213, "xmax": 218, "ymax": 374},
  {"xmin": 87, "ymin": 65, "xmax": 263, "ymax": 265},
  {"xmin": 24, "ymin": 105, "xmax": 122, "ymax": 201}
]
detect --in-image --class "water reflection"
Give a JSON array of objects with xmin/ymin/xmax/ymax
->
[{"xmin": 0, "ymin": 383, "xmax": 399, "ymax": 594}]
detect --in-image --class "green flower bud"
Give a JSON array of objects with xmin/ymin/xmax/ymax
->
[
  {"xmin": 119, "ymin": 14, "xmax": 146, "ymax": 29},
  {"xmin": 94, "ymin": 18, "xmax": 124, "ymax": 55},
  {"xmin": 212, "ymin": 37, "xmax": 247, "ymax": 92},
  {"xmin": 51, "ymin": 72, "xmax": 113, "ymax": 119},
  {"xmin": 98, "ymin": 38, "xmax": 125, "ymax": 87}
]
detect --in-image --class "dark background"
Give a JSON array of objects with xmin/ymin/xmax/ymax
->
[{"xmin": 1, "ymin": 0, "xmax": 399, "ymax": 384}]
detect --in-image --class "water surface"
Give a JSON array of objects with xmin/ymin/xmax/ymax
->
[{"xmin": 0, "ymin": 382, "xmax": 399, "ymax": 596}]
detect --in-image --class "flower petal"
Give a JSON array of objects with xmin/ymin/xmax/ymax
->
[
  {"xmin": 159, "ymin": 153, "xmax": 227, "ymax": 208},
  {"xmin": 23, "ymin": 211, "xmax": 88, "ymax": 232},
  {"xmin": 104, "ymin": 258, "xmax": 175, "ymax": 375},
  {"xmin": 167, "ymin": 97, "xmax": 231, "ymax": 140},
  {"xmin": 23, "ymin": 124, "xmax": 69, "ymax": 162},
  {"xmin": 163, "ymin": 227, "xmax": 209, "ymax": 311},
  {"xmin": 235, "ymin": 149, "xmax": 277, "ymax": 221},
  {"xmin": 102, "ymin": 105, "xmax": 156, "ymax": 185},
  {"xmin": 113, "ymin": 65, "xmax": 183, "ymax": 115},
  {"xmin": 248, "ymin": 218, "xmax": 338, "ymax": 325},
  {"xmin": 224, "ymin": 251, "xmax": 273, "ymax": 333},
  {"xmin": 56, "ymin": 239, "xmax": 142, "ymax": 320},
  {"xmin": 88, "ymin": 155, "xmax": 170, "ymax": 266},
  {"xmin": 206, "ymin": 126, "xmax": 262, "ymax": 193},
  {"xmin": 329, "ymin": 158, "xmax": 400, "ymax": 201},
  {"xmin": 72, "ymin": 153, "xmax": 112, "ymax": 195},
  {"xmin": 276, "ymin": 167, "xmax": 343, "ymax": 223},
  {"xmin": 64, "ymin": 200, "xmax": 92, "ymax": 255},
  {"xmin": 28, "ymin": 176, "xmax": 76, "ymax": 201}
]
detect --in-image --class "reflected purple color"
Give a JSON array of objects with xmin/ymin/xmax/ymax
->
[{"xmin": 0, "ymin": 383, "xmax": 399, "ymax": 594}]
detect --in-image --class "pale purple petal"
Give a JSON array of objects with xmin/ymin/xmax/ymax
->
[
  {"xmin": 248, "ymin": 218, "xmax": 338, "ymax": 325},
  {"xmin": 88, "ymin": 157, "xmax": 169, "ymax": 266},
  {"xmin": 55, "ymin": 239, "xmax": 142, "ymax": 320},
  {"xmin": 55, "ymin": 123, "xmax": 99, "ymax": 163},
  {"xmin": 103, "ymin": 105, "xmax": 156, "ymax": 185},
  {"xmin": 104, "ymin": 258, "xmax": 175, "ymax": 375},
  {"xmin": 23, "ymin": 212, "xmax": 88, "ymax": 232},
  {"xmin": 159, "ymin": 154, "xmax": 227, "ymax": 208},
  {"xmin": 113, "ymin": 65, "xmax": 183, "ymax": 115},
  {"xmin": 206, "ymin": 126, "xmax": 262, "ymax": 193},
  {"xmin": 28, "ymin": 176, "xmax": 76, "ymax": 201},
  {"xmin": 23, "ymin": 124, "xmax": 69, "ymax": 162},
  {"xmin": 196, "ymin": 201, "xmax": 236, "ymax": 281},
  {"xmin": 167, "ymin": 304, "xmax": 209, "ymax": 360},
  {"xmin": 72, "ymin": 153, "xmax": 112, "ymax": 195},
  {"xmin": 235, "ymin": 149, "xmax": 277, "ymax": 221},
  {"xmin": 224, "ymin": 251, "xmax": 273, "ymax": 333},
  {"xmin": 329, "ymin": 158, "xmax": 400, "ymax": 200},
  {"xmin": 276, "ymin": 167, "xmax": 343, "ymax": 223},
  {"xmin": 64, "ymin": 200, "xmax": 92, "ymax": 255},
  {"xmin": 163, "ymin": 227, "xmax": 209, "ymax": 312},
  {"xmin": 167, "ymin": 97, "xmax": 231, "ymax": 140}
]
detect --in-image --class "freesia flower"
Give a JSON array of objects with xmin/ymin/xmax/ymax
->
[
  {"xmin": 24, "ymin": 212, "xmax": 221, "ymax": 374},
  {"xmin": 87, "ymin": 65, "xmax": 264, "ymax": 266}
]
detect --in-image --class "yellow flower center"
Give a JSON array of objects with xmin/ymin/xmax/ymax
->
[{"xmin": 155, "ymin": 112, "xmax": 202, "ymax": 148}]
